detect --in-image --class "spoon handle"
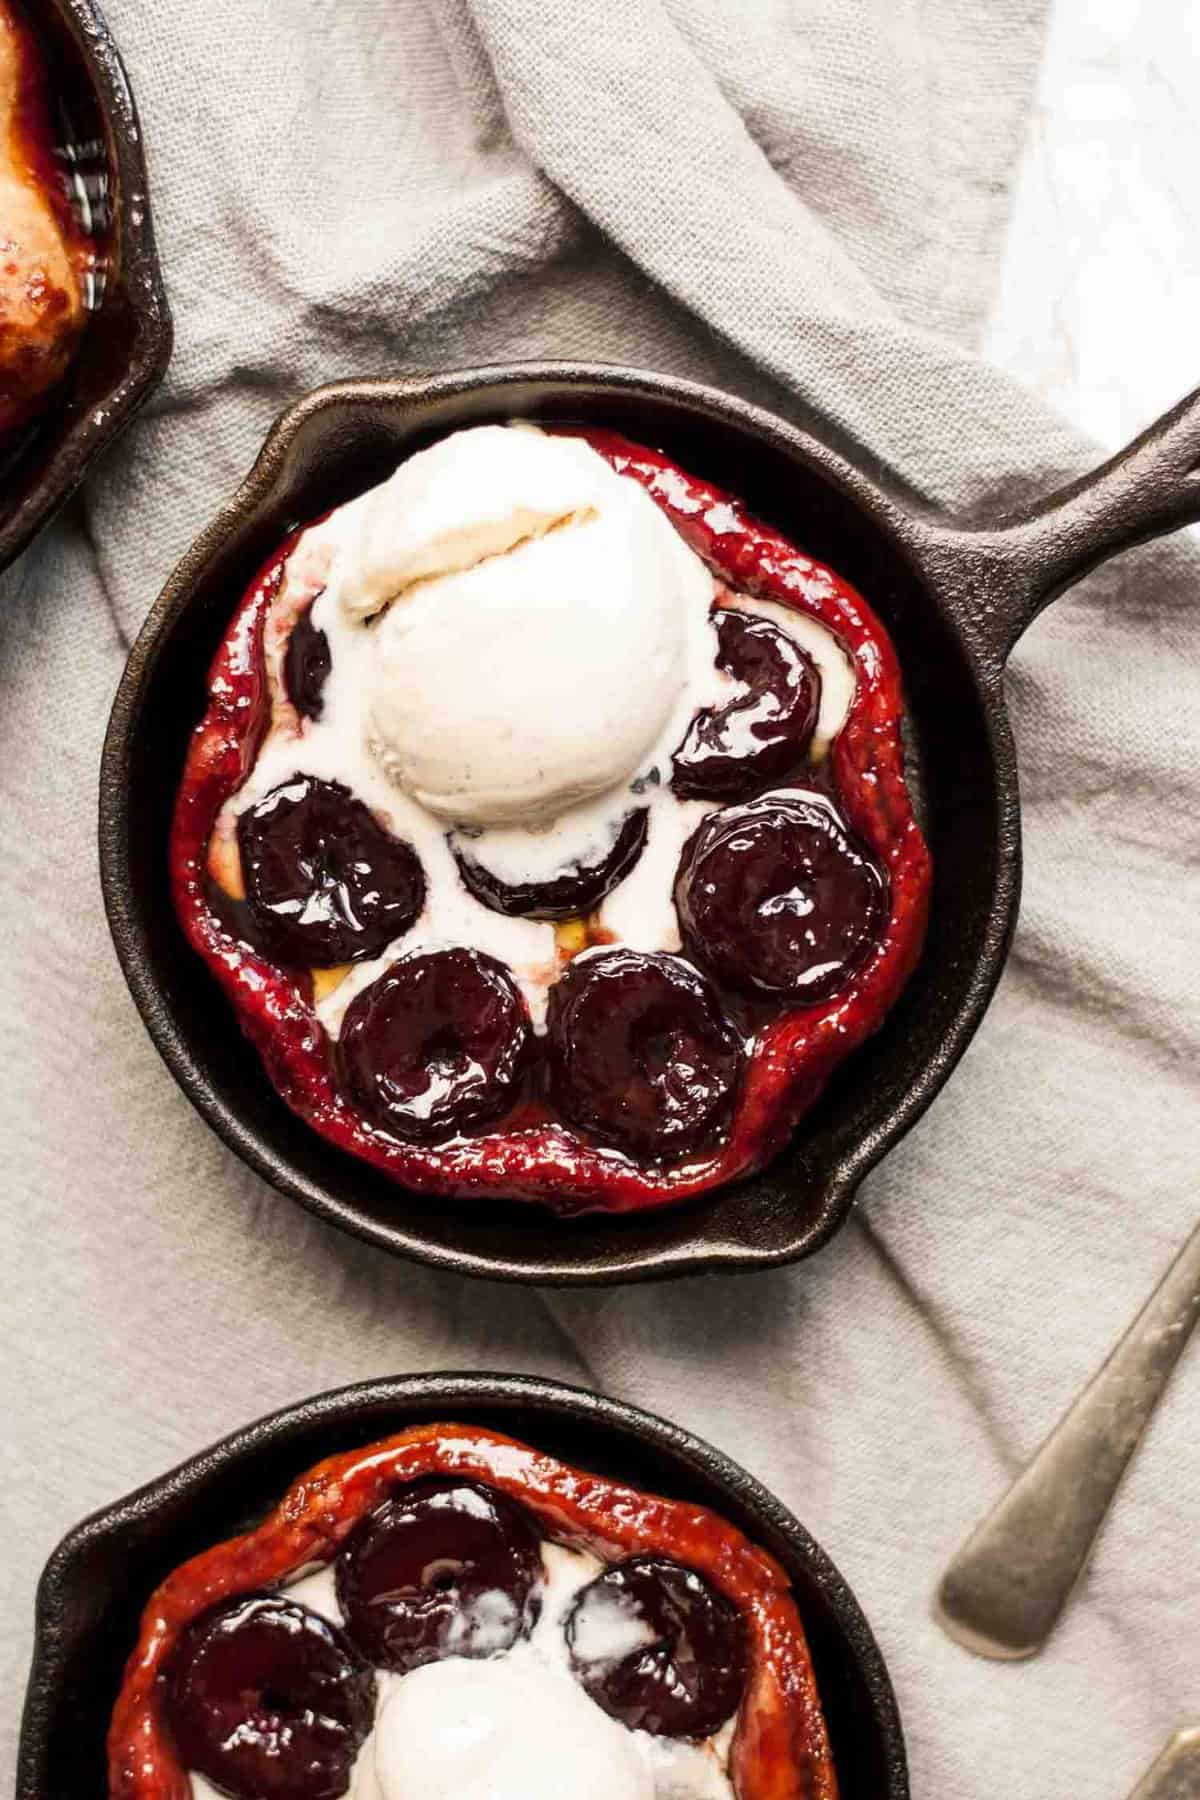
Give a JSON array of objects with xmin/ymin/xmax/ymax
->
[
  {"xmin": 1126, "ymin": 1729, "xmax": 1200, "ymax": 1800},
  {"xmin": 936, "ymin": 1219, "xmax": 1200, "ymax": 1660}
]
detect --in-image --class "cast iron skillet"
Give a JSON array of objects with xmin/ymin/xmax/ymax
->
[
  {"xmin": 0, "ymin": 0, "xmax": 172, "ymax": 573},
  {"xmin": 99, "ymin": 364, "xmax": 1200, "ymax": 1284},
  {"xmin": 16, "ymin": 1371, "xmax": 908, "ymax": 1800}
]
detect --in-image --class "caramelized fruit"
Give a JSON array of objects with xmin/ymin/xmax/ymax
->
[
  {"xmin": 675, "ymin": 790, "xmax": 886, "ymax": 1000},
  {"xmin": 164, "ymin": 1594, "xmax": 373, "ymax": 1800},
  {"xmin": 283, "ymin": 605, "xmax": 332, "ymax": 720},
  {"xmin": 566, "ymin": 1556, "xmax": 747, "ymax": 1739},
  {"xmin": 237, "ymin": 776, "xmax": 424, "ymax": 966},
  {"xmin": 336, "ymin": 1478, "xmax": 543, "ymax": 1674},
  {"xmin": 451, "ymin": 809, "xmax": 648, "ymax": 920},
  {"xmin": 545, "ymin": 948, "xmax": 742, "ymax": 1157},
  {"xmin": 672, "ymin": 609, "xmax": 819, "ymax": 801},
  {"xmin": 336, "ymin": 947, "xmax": 531, "ymax": 1141}
]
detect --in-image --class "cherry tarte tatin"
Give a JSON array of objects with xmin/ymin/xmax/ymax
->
[
  {"xmin": 171, "ymin": 426, "xmax": 930, "ymax": 1215},
  {"xmin": 108, "ymin": 1423, "xmax": 837, "ymax": 1800}
]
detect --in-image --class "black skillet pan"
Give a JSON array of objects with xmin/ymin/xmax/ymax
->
[
  {"xmin": 0, "ymin": 0, "xmax": 171, "ymax": 573},
  {"xmin": 17, "ymin": 1371, "xmax": 908, "ymax": 1800},
  {"xmin": 99, "ymin": 364, "xmax": 1200, "ymax": 1284}
]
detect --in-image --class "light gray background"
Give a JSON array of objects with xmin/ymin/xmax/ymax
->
[{"xmin": 3, "ymin": 3, "xmax": 1197, "ymax": 1795}]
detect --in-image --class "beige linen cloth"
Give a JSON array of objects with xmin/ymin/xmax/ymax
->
[{"xmin": 3, "ymin": 2, "xmax": 1197, "ymax": 1793}]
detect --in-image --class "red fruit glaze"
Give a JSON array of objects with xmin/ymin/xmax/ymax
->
[
  {"xmin": 107, "ymin": 1424, "xmax": 837, "ymax": 1800},
  {"xmin": 168, "ymin": 431, "xmax": 931, "ymax": 1215}
]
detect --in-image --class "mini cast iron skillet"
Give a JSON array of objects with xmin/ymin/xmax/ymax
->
[
  {"xmin": 99, "ymin": 365, "xmax": 1200, "ymax": 1284},
  {"xmin": 0, "ymin": 0, "xmax": 171, "ymax": 573},
  {"xmin": 17, "ymin": 1372, "xmax": 908, "ymax": 1800}
]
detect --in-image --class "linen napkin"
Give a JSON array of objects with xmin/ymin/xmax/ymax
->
[{"xmin": 2, "ymin": 2, "xmax": 1197, "ymax": 1794}]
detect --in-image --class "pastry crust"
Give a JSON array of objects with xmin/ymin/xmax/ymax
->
[
  {"xmin": 108, "ymin": 1422, "xmax": 838, "ymax": 1800},
  {"xmin": 0, "ymin": 0, "xmax": 87, "ymax": 437}
]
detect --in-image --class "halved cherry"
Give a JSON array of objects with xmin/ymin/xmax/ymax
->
[
  {"xmin": 566, "ymin": 1556, "xmax": 747, "ymax": 1740},
  {"xmin": 163, "ymin": 1593, "xmax": 374, "ymax": 1800},
  {"xmin": 284, "ymin": 604, "xmax": 332, "ymax": 721},
  {"xmin": 336, "ymin": 1477, "xmax": 543, "ymax": 1674},
  {"xmin": 237, "ymin": 776, "xmax": 424, "ymax": 966},
  {"xmin": 675, "ymin": 790, "xmax": 886, "ymax": 1000},
  {"xmin": 451, "ymin": 809, "xmax": 648, "ymax": 919},
  {"xmin": 545, "ymin": 948, "xmax": 741, "ymax": 1158},
  {"xmin": 672, "ymin": 609, "xmax": 820, "ymax": 801},
  {"xmin": 335, "ymin": 947, "xmax": 531, "ymax": 1141}
]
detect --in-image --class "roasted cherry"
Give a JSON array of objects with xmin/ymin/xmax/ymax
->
[
  {"xmin": 237, "ymin": 776, "xmax": 424, "ymax": 966},
  {"xmin": 336, "ymin": 1477, "xmax": 543, "ymax": 1674},
  {"xmin": 545, "ymin": 948, "xmax": 741, "ymax": 1158},
  {"xmin": 675, "ymin": 790, "xmax": 886, "ymax": 1000},
  {"xmin": 284, "ymin": 604, "xmax": 332, "ymax": 720},
  {"xmin": 163, "ymin": 1593, "xmax": 374, "ymax": 1800},
  {"xmin": 672, "ymin": 609, "xmax": 820, "ymax": 801},
  {"xmin": 451, "ymin": 809, "xmax": 648, "ymax": 919},
  {"xmin": 566, "ymin": 1556, "xmax": 747, "ymax": 1740},
  {"xmin": 335, "ymin": 947, "xmax": 530, "ymax": 1141}
]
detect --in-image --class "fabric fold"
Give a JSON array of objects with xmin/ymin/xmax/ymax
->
[{"xmin": 1, "ymin": 5, "xmax": 1196, "ymax": 1796}]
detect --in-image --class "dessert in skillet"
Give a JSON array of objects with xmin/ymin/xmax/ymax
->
[
  {"xmin": 0, "ymin": 0, "xmax": 89, "ymax": 436},
  {"xmin": 173, "ymin": 423, "xmax": 930, "ymax": 1213},
  {"xmin": 108, "ymin": 1423, "xmax": 836, "ymax": 1800}
]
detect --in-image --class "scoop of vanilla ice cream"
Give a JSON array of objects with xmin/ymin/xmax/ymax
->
[
  {"xmin": 336, "ymin": 425, "xmax": 604, "ymax": 622},
  {"xmin": 366, "ymin": 1651, "xmax": 654, "ymax": 1800},
  {"xmin": 329, "ymin": 425, "xmax": 708, "ymax": 828}
]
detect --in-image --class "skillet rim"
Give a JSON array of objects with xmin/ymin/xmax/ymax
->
[
  {"xmin": 0, "ymin": 0, "xmax": 174, "ymax": 574},
  {"xmin": 99, "ymin": 361, "xmax": 1022, "ymax": 1285}
]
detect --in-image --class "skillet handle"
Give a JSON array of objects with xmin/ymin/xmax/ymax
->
[{"xmin": 936, "ymin": 383, "xmax": 1200, "ymax": 666}]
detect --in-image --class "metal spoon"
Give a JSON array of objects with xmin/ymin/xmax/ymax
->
[
  {"xmin": 935, "ymin": 1218, "xmax": 1200, "ymax": 1659},
  {"xmin": 1126, "ymin": 1729, "xmax": 1200, "ymax": 1800}
]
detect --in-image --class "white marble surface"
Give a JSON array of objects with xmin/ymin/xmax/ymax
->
[
  {"xmin": 982, "ymin": 9, "xmax": 1199, "ymax": 1792},
  {"xmin": 986, "ymin": 0, "xmax": 1200, "ymax": 454}
]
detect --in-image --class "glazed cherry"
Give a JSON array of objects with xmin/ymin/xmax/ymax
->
[
  {"xmin": 451, "ymin": 809, "xmax": 648, "ymax": 919},
  {"xmin": 237, "ymin": 775, "xmax": 424, "ymax": 966},
  {"xmin": 675, "ymin": 790, "xmax": 887, "ymax": 1000},
  {"xmin": 336, "ymin": 1478, "xmax": 543, "ymax": 1674},
  {"xmin": 335, "ymin": 947, "xmax": 530, "ymax": 1141},
  {"xmin": 566, "ymin": 1556, "xmax": 747, "ymax": 1740},
  {"xmin": 284, "ymin": 604, "xmax": 332, "ymax": 720},
  {"xmin": 545, "ymin": 948, "xmax": 742, "ymax": 1158},
  {"xmin": 672, "ymin": 609, "xmax": 820, "ymax": 801},
  {"xmin": 163, "ymin": 1593, "xmax": 374, "ymax": 1800}
]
